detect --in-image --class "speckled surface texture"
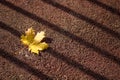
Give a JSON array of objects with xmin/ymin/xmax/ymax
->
[{"xmin": 0, "ymin": 0, "xmax": 120, "ymax": 80}]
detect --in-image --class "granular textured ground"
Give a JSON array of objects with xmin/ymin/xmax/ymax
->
[{"xmin": 0, "ymin": 0, "xmax": 120, "ymax": 80}]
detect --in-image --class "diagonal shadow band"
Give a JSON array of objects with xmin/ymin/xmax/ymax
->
[
  {"xmin": 0, "ymin": 49, "xmax": 53, "ymax": 80},
  {"xmin": 41, "ymin": 0, "xmax": 120, "ymax": 40},
  {"xmin": 0, "ymin": 21, "xmax": 109, "ymax": 80},
  {"xmin": 0, "ymin": 1, "xmax": 120, "ymax": 65},
  {"xmin": 87, "ymin": 0, "xmax": 120, "ymax": 16},
  {"xmin": 0, "ymin": 21, "xmax": 21, "ymax": 37},
  {"xmin": 47, "ymin": 47, "xmax": 109, "ymax": 80}
]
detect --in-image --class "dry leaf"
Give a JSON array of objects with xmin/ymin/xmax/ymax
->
[{"xmin": 21, "ymin": 27, "xmax": 48, "ymax": 54}]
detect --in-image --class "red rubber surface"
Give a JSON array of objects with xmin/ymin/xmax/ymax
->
[{"xmin": 0, "ymin": 0, "xmax": 120, "ymax": 80}]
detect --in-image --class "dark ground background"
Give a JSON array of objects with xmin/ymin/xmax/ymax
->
[{"xmin": 0, "ymin": 0, "xmax": 120, "ymax": 80}]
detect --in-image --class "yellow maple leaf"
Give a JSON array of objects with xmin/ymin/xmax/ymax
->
[{"xmin": 21, "ymin": 27, "xmax": 48, "ymax": 54}]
